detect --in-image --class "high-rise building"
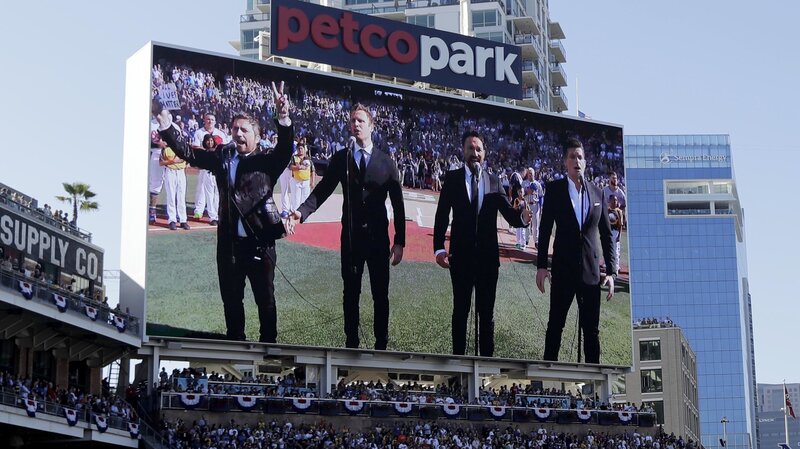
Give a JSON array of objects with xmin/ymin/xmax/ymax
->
[
  {"xmin": 757, "ymin": 383, "xmax": 800, "ymax": 449},
  {"xmin": 234, "ymin": 0, "xmax": 568, "ymax": 112},
  {"xmin": 624, "ymin": 135, "xmax": 757, "ymax": 449}
]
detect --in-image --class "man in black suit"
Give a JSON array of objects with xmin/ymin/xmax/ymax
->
[
  {"xmin": 157, "ymin": 81, "xmax": 293, "ymax": 343},
  {"xmin": 433, "ymin": 131, "xmax": 531, "ymax": 357},
  {"xmin": 536, "ymin": 138, "xmax": 617, "ymax": 364},
  {"xmin": 287, "ymin": 104, "xmax": 405, "ymax": 350}
]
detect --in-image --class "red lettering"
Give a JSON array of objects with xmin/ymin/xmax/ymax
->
[
  {"xmin": 339, "ymin": 12, "xmax": 360, "ymax": 54},
  {"xmin": 311, "ymin": 15, "xmax": 338, "ymax": 49},
  {"xmin": 360, "ymin": 24, "xmax": 387, "ymax": 58},
  {"xmin": 387, "ymin": 31, "xmax": 417, "ymax": 64},
  {"xmin": 276, "ymin": 6, "xmax": 310, "ymax": 51}
]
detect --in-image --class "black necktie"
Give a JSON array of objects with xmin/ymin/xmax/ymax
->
[
  {"xmin": 471, "ymin": 169, "xmax": 479, "ymax": 229},
  {"xmin": 359, "ymin": 149, "xmax": 367, "ymax": 183}
]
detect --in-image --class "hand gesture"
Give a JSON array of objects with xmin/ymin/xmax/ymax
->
[
  {"xmin": 271, "ymin": 81, "xmax": 291, "ymax": 126},
  {"xmin": 522, "ymin": 208, "xmax": 533, "ymax": 224},
  {"xmin": 390, "ymin": 244, "xmax": 404, "ymax": 266},
  {"xmin": 435, "ymin": 251, "xmax": 450, "ymax": 269},
  {"xmin": 156, "ymin": 109, "xmax": 173, "ymax": 131},
  {"xmin": 601, "ymin": 275, "xmax": 615, "ymax": 301},
  {"xmin": 535, "ymin": 268, "xmax": 550, "ymax": 293},
  {"xmin": 285, "ymin": 210, "xmax": 301, "ymax": 235}
]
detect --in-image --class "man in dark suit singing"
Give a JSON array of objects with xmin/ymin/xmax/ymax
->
[
  {"xmin": 287, "ymin": 104, "xmax": 405, "ymax": 350},
  {"xmin": 433, "ymin": 131, "xmax": 531, "ymax": 357},
  {"xmin": 536, "ymin": 137, "xmax": 618, "ymax": 364}
]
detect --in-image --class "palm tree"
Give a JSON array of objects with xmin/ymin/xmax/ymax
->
[{"xmin": 56, "ymin": 182, "xmax": 99, "ymax": 226}]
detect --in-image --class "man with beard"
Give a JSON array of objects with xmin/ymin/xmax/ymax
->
[
  {"xmin": 157, "ymin": 81, "xmax": 293, "ymax": 342},
  {"xmin": 433, "ymin": 131, "xmax": 531, "ymax": 357}
]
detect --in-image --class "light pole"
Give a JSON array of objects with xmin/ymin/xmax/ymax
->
[{"xmin": 721, "ymin": 417, "xmax": 729, "ymax": 448}]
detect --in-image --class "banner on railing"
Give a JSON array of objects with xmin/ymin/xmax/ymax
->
[
  {"xmin": 442, "ymin": 403, "xmax": 461, "ymax": 418},
  {"xmin": 236, "ymin": 395, "xmax": 258, "ymax": 411},
  {"xmin": 618, "ymin": 411, "xmax": 632, "ymax": 424},
  {"xmin": 394, "ymin": 402, "xmax": 413, "ymax": 416},
  {"xmin": 577, "ymin": 409, "xmax": 592, "ymax": 423},
  {"xmin": 129, "ymin": 422, "xmax": 140, "ymax": 438},
  {"xmin": 95, "ymin": 414, "xmax": 108, "ymax": 432},
  {"xmin": 19, "ymin": 281, "xmax": 33, "ymax": 300},
  {"xmin": 488, "ymin": 406, "xmax": 507, "ymax": 420},
  {"xmin": 52, "ymin": 293, "xmax": 68, "ymax": 312},
  {"xmin": 534, "ymin": 407, "xmax": 551, "ymax": 422},
  {"xmin": 179, "ymin": 393, "xmax": 202, "ymax": 409},
  {"xmin": 25, "ymin": 398, "xmax": 36, "ymax": 417},
  {"xmin": 114, "ymin": 315, "xmax": 126, "ymax": 332},
  {"xmin": 64, "ymin": 407, "xmax": 78, "ymax": 426},
  {"xmin": 85, "ymin": 305, "xmax": 98, "ymax": 321},
  {"xmin": 344, "ymin": 400, "xmax": 364, "ymax": 415},
  {"xmin": 291, "ymin": 397, "xmax": 312, "ymax": 412}
]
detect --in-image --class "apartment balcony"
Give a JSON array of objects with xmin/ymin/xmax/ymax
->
[
  {"xmin": 550, "ymin": 85, "xmax": 568, "ymax": 112},
  {"xmin": 240, "ymin": 12, "xmax": 271, "ymax": 24},
  {"xmin": 513, "ymin": 34, "xmax": 541, "ymax": 60},
  {"xmin": 549, "ymin": 62, "xmax": 567, "ymax": 86},
  {"xmin": 549, "ymin": 39, "xmax": 566, "ymax": 63},
  {"xmin": 516, "ymin": 87, "xmax": 541, "ymax": 109},
  {"xmin": 548, "ymin": 20, "xmax": 565, "ymax": 39},
  {"xmin": 521, "ymin": 59, "xmax": 540, "ymax": 87}
]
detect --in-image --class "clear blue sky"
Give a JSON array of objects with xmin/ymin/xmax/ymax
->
[{"xmin": 0, "ymin": 1, "xmax": 795, "ymax": 383}]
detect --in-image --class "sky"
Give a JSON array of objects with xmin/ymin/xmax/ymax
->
[{"xmin": 0, "ymin": 1, "xmax": 796, "ymax": 384}]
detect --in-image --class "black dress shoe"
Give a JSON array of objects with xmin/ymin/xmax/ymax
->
[{"xmin": 168, "ymin": 222, "xmax": 177, "ymax": 230}]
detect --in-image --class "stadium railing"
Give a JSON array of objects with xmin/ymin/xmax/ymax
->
[
  {"xmin": 0, "ymin": 195, "xmax": 93, "ymax": 242},
  {"xmin": 0, "ymin": 267, "xmax": 140, "ymax": 336}
]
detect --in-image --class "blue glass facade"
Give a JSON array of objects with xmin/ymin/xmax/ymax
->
[{"xmin": 625, "ymin": 135, "xmax": 757, "ymax": 449}]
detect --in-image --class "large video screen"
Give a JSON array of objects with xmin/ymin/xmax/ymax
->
[{"xmin": 138, "ymin": 44, "xmax": 630, "ymax": 364}]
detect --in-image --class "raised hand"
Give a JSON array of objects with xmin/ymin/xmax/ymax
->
[{"xmin": 271, "ymin": 81, "xmax": 291, "ymax": 126}]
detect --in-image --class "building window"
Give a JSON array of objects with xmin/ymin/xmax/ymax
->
[
  {"xmin": 472, "ymin": 9, "xmax": 499, "ymax": 28},
  {"xmin": 241, "ymin": 29, "xmax": 261, "ymax": 50},
  {"xmin": 639, "ymin": 340, "xmax": 662, "ymax": 361},
  {"xmin": 407, "ymin": 14, "xmax": 435, "ymax": 28},
  {"xmin": 650, "ymin": 400, "xmax": 665, "ymax": 424},
  {"xmin": 641, "ymin": 369, "xmax": 663, "ymax": 393},
  {"xmin": 476, "ymin": 31, "xmax": 505, "ymax": 43}
]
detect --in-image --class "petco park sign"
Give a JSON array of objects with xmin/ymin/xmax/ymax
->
[{"xmin": 271, "ymin": 0, "xmax": 523, "ymax": 99}]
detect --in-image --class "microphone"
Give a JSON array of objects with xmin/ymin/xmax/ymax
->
[
  {"xmin": 348, "ymin": 136, "xmax": 357, "ymax": 153},
  {"xmin": 469, "ymin": 160, "xmax": 481, "ymax": 176},
  {"xmin": 219, "ymin": 140, "xmax": 238, "ymax": 156}
]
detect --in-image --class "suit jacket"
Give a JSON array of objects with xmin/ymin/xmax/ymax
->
[
  {"xmin": 158, "ymin": 121, "xmax": 294, "ymax": 244},
  {"xmin": 298, "ymin": 147, "xmax": 405, "ymax": 248},
  {"xmin": 434, "ymin": 168, "xmax": 526, "ymax": 269},
  {"xmin": 536, "ymin": 177, "xmax": 617, "ymax": 285}
]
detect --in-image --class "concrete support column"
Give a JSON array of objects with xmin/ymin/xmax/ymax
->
[
  {"xmin": 147, "ymin": 346, "xmax": 160, "ymax": 395},
  {"xmin": 89, "ymin": 366, "xmax": 102, "ymax": 395},
  {"xmin": 55, "ymin": 357, "xmax": 69, "ymax": 388}
]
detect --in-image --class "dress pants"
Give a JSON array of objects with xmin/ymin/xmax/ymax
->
[
  {"xmin": 543, "ymin": 276, "xmax": 602, "ymax": 363},
  {"xmin": 340, "ymin": 230, "xmax": 390, "ymax": 350},
  {"xmin": 449, "ymin": 257, "xmax": 499, "ymax": 357},
  {"xmin": 216, "ymin": 237, "xmax": 277, "ymax": 343}
]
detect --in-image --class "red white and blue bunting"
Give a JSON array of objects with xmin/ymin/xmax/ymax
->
[
  {"xmin": 95, "ymin": 414, "xmax": 108, "ymax": 433},
  {"xmin": 85, "ymin": 305, "xmax": 98, "ymax": 321},
  {"xmin": 344, "ymin": 400, "xmax": 365, "ymax": 415},
  {"xmin": 236, "ymin": 395, "xmax": 258, "ymax": 411},
  {"xmin": 618, "ymin": 411, "xmax": 633, "ymax": 423},
  {"xmin": 25, "ymin": 398, "xmax": 36, "ymax": 417},
  {"xmin": 52, "ymin": 293, "xmax": 68, "ymax": 312},
  {"xmin": 488, "ymin": 406, "xmax": 507, "ymax": 420},
  {"xmin": 291, "ymin": 398, "xmax": 312, "ymax": 412},
  {"xmin": 19, "ymin": 281, "xmax": 33, "ymax": 300},
  {"xmin": 113, "ymin": 315, "xmax": 126, "ymax": 332},
  {"xmin": 64, "ymin": 407, "xmax": 78, "ymax": 426},
  {"xmin": 394, "ymin": 402, "xmax": 413, "ymax": 416},
  {"xmin": 534, "ymin": 408, "xmax": 551, "ymax": 422},
  {"xmin": 577, "ymin": 410, "xmax": 592, "ymax": 422},
  {"xmin": 442, "ymin": 403, "xmax": 461, "ymax": 418},
  {"xmin": 128, "ymin": 422, "xmax": 140, "ymax": 438},
  {"xmin": 179, "ymin": 393, "xmax": 202, "ymax": 409}
]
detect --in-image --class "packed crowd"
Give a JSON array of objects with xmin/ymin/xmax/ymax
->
[
  {"xmin": 0, "ymin": 370, "xmax": 138, "ymax": 422},
  {"xmin": 0, "ymin": 187, "xmax": 87, "ymax": 238},
  {"xmin": 160, "ymin": 418, "xmax": 691, "ymax": 449},
  {"xmin": 150, "ymin": 61, "xmax": 625, "ymax": 205},
  {"xmin": 632, "ymin": 319, "xmax": 676, "ymax": 330}
]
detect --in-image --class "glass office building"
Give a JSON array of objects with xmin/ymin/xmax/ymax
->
[{"xmin": 625, "ymin": 135, "xmax": 757, "ymax": 449}]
